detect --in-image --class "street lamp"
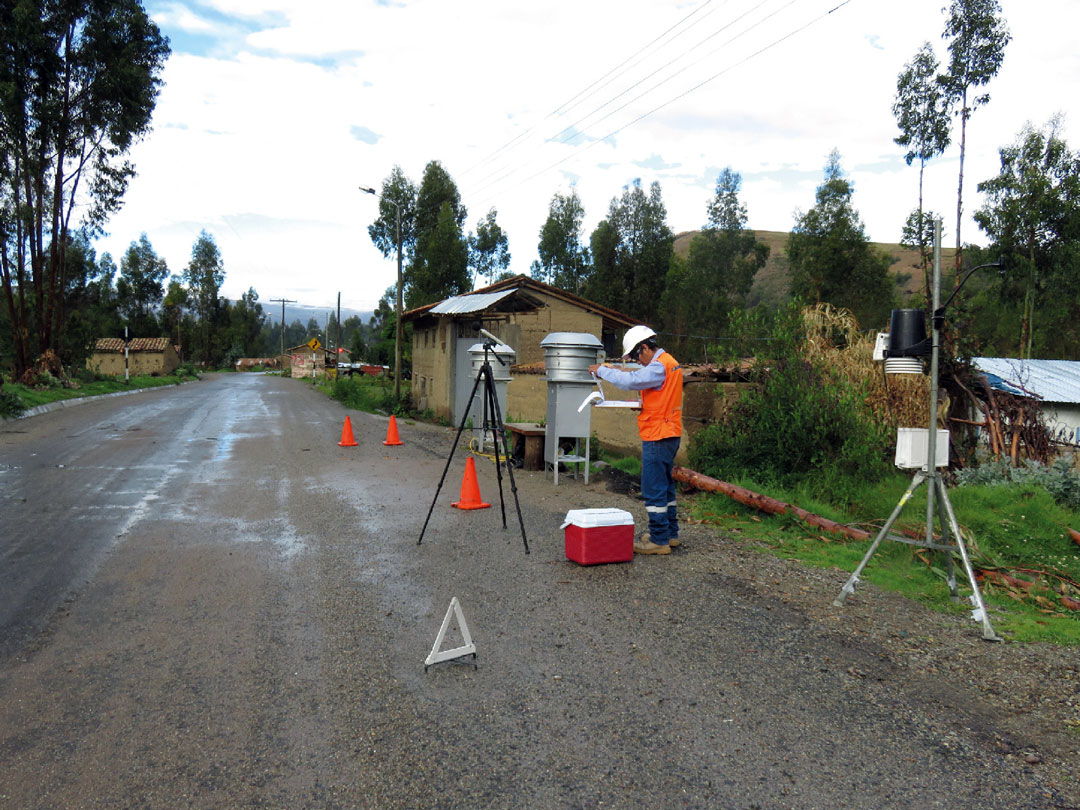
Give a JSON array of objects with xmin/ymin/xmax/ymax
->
[{"xmin": 360, "ymin": 185, "xmax": 404, "ymax": 402}]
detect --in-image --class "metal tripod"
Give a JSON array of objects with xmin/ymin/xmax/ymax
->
[
  {"xmin": 832, "ymin": 220, "xmax": 1001, "ymax": 642},
  {"xmin": 417, "ymin": 341, "xmax": 529, "ymax": 553}
]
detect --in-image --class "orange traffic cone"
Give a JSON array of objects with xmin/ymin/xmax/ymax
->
[
  {"xmin": 338, "ymin": 416, "xmax": 358, "ymax": 447},
  {"xmin": 452, "ymin": 457, "xmax": 491, "ymax": 510},
  {"xmin": 383, "ymin": 414, "xmax": 404, "ymax": 446}
]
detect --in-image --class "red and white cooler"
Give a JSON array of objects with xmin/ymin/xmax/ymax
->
[{"xmin": 561, "ymin": 508, "xmax": 634, "ymax": 565}]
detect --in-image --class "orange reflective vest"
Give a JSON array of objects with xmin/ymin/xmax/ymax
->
[{"xmin": 637, "ymin": 350, "xmax": 682, "ymax": 441}]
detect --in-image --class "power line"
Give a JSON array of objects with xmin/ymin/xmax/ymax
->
[
  {"xmin": 542, "ymin": 0, "xmax": 772, "ymax": 149},
  {"xmin": 471, "ymin": 0, "xmax": 854, "ymax": 207},
  {"xmin": 460, "ymin": 0, "xmax": 719, "ymax": 180},
  {"xmin": 465, "ymin": 0, "xmax": 802, "ymax": 201}
]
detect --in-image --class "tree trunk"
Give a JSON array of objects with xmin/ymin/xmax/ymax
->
[
  {"xmin": 672, "ymin": 466, "xmax": 873, "ymax": 543},
  {"xmin": 954, "ymin": 91, "xmax": 969, "ymax": 286},
  {"xmin": 918, "ymin": 160, "xmax": 931, "ymax": 310}
]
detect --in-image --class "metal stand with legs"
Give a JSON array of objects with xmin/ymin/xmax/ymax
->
[
  {"xmin": 832, "ymin": 220, "xmax": 1001, "ymax": 642},
  {"xmin": 417, "ymin": 341, "xmax": 529, "ymax": 553}
]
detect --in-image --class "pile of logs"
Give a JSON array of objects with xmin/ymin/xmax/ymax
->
[{"xmin": 951, "ymin": 376, "xmax": 1053, "ymax": 466}]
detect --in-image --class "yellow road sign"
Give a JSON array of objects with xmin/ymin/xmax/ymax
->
[{"xmin": 308, "ymin": 338, "xmax": 321, "ymax": 351}]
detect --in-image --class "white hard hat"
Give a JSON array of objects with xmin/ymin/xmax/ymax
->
[{"xmin": 621, "ymin": 325, "xmax": 657, "ymax": 358}]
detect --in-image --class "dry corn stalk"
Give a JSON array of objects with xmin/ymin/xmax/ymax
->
[{"xmin": 800, "ymin": 304, "xmax": 929, "ymax": 430}]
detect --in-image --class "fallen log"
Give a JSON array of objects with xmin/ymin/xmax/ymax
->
[
  {"xmin": 977, "ymin": 569, "xmax": 1035, "ymax": 591},
  {"xmin": 673, "ymin": 466, "xmax": 872, "ymax": 543},
  {"xmin": 1069, "ymin": 528, "xmax": 1080, "ymax": 547}
]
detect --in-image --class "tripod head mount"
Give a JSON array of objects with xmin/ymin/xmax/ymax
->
[{"xmin": 473, "ymin": 322, "xmax": 510, "ymax": 366}]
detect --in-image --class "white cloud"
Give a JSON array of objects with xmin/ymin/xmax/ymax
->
[{"xmin": 93, "ymin": 0, "xmax": 1080, "ymax": 312}]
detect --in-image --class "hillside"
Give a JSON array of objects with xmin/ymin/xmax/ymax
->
[{"xmin": 673, "ymin": 229, "xmax": 958, "ymax": 318}]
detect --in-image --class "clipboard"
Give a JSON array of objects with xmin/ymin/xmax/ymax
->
[{"xmin": 586, "ymin": 372, "xmax": 641, "ymax": 410}]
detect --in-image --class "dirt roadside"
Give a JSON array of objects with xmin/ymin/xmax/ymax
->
[{"xmin": 583, "ymin": 462, "xmax": 1080, "ymax": 802}]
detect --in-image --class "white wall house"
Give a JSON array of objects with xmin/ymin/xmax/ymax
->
[{"xmin": 973, "ymin": 358, "xmax": 1080, "ymax": 446}]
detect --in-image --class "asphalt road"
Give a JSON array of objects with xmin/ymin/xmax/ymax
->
[{"xmin": 0, "ymin": 373, "xmax": 1070, "ymax": 809}]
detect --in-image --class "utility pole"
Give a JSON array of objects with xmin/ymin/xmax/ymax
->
[
  {"xmin": 270, "ymin": 298, "xmax": 296, "ymax": 363},
  {"xmin": 337, "ymin": 292, "xmax": 342, "ymax": 357},
  {"xmin": 359, "ymin": 185, "xmax": 405, "ymax": 401}
]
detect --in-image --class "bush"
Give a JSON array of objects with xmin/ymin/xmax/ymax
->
[
  {"xmin": 0, "ymin": 386, "xmax": 26, "ymax": 418},
  {"xmin": 955, "ymin": 456, "xmax": 1080, "ymax": 511},
  {"xmin": 690, "ymin": 302, "xmax": 893, "ymax": 506}
]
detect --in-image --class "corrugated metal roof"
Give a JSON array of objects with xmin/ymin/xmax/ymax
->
[
  {"xmin": 972, "ymin": 357, "xmax": 1080, "ymax": 404},
  {"xmin": 429, "ymin": 289, "xmax": 516, "ymax": 315}
]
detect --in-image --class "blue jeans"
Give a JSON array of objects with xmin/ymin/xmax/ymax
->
[{"xmin": 642, "ymin": 436, "xmax": 680, "ymax": 545}]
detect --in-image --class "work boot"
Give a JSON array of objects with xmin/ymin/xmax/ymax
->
[
  {"xmin": 639, "ymin": 532, "xmax": 679, "ymax": 549},
  {"xmin": 634, "ymin": 537, "xmax": 670, "ymax": 555}
]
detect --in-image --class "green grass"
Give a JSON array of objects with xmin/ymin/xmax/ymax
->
[
  {"xmin": 2, "ymin": 371, "xmax": 199, "ymax": 414},
  {"xmin": 600, "ymin": 451, "xmax": 640, "ymax": 477},
  {"xmin": 319, "ymin": 373, "xmax": 404, "ymax": 415},
  {"xmin": 685, "ymin": 470, "xmax": 1080, "ymax": 645}
]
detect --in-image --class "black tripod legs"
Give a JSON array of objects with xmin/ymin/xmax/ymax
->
[{"xmin": 417, "ymin": 360, "xmax": 529, "ymax": 553}]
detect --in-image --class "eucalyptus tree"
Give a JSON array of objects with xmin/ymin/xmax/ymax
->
[
  {"xmin": 0, "ymin": 0, "xmax": 169, "ymax": 378},
  {"xmin": 227, "ymin": 287, "xmax": 266, "ymax": 360},
  {"xmin": 662, "ymin": 168, "xmax": 767, "ymax": 357},
  {"xmin": 116, "ymin": 234, "xmax": 168, "ymax": 334},
  {"xmin": 586, "ymin": 179, "xmax": 673, "ymax": 323},
  {"xmin": 940, "ymin": 0, "xmax": 1010, "ymax": 279},
  {"xmin": 410, "ymin": 201, "xmax": 470, "ymax": 309},
  {"xmin": 183, "ymin": 230, "xmax": 225, "ymax": 363},
  {"xmin": 469, "ymin": 208, "xmax": 510, "ymax": 287},
  {"xmin": 585, "ymin": 220, "xmax": 622, "ymax": 311},
  {"xmin": 975, "ymin": 119, "xmax": 1080, "ymax": 358},
  {"xmin": 787, "ymin": 151, "xmax": 895, "ymax": 330},
  {"xmin": 367, "ymin": 165, "xmax": 418, "ymax": 265},
  {"xmin": 368, "ymin": 161, "xmax": 474, "ymax": 309},
  {"xmin": 893, "ymin": 41, "xmax": 951, "ymax": 302},
  {"xmin": 532, "ymin": 188, "xmax": 590, "ymax": 294},
  {"xmin": 161, "ymin": 277, "xmax": 188, "ymax": 353}
]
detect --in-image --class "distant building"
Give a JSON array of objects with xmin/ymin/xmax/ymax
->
[
  {"xmin": 87, "ymin": 338, "xmax": 180, "ymax": 376},
  {"xmin": 235, "ymin": 357, "xmax": 281, "ymax": 371},
  {"xmin": 288, "ymin": 343, "xmax": 342, "ymax": 379}
]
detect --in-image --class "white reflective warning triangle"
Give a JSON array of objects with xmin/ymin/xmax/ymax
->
[{"xmin": 424, "ymin": 597, "xmax": 477, "ymax": 669}]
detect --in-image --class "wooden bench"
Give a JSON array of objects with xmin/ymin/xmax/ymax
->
[{"xmin": 505, "ymin": 422, "xmax": 545, "ymax": 471}]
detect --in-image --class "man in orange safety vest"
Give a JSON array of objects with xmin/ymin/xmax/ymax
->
[{"xmin": 589, "ymin": 325, "xmax": 683, "ymax": 555}]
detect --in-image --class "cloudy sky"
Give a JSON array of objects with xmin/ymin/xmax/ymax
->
[{"xmin": 93, "ymin": 0, "xmax": 1079, "ymax": 314}]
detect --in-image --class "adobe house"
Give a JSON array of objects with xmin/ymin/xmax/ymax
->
[
  {"xmin": 404, "ymin": 275, "xmax": 638, "ymax": 425},
  {"xmin": 288, "ymin": 342, "xmax": 341, "ymax": 379},
  {"xmin": 87, "ymin": 337, "xmax": 180, "ymax": 376}
]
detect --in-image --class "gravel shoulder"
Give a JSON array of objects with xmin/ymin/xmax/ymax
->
[{"xmin": 527, "ymin": 461, "xmax": 1080, "ymax": 803}]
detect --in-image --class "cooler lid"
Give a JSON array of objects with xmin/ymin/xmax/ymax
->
[{"xmin": 560, "ymin": 508, "xmax": 635, "ymax": 529}]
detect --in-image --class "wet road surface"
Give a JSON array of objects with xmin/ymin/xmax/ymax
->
[{"xmin": 0, "ymin": 373, "xmax": 1072, "ymax": 809}]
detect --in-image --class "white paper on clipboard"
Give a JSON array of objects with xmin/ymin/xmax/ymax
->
[{"xmin": 586, "ymin": 372, "xmax": 641, "ymax": 410}]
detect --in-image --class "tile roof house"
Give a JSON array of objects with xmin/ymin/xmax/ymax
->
[{"xmin": 87, "ymin": 337, "xmax": 180, "ymax": 377}]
